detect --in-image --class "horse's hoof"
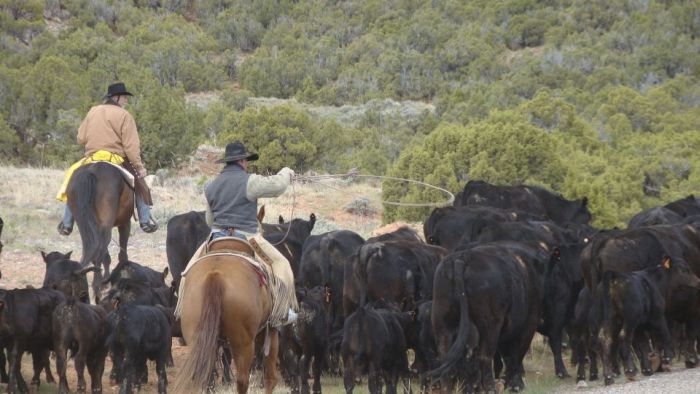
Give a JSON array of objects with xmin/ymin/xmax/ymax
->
[{"xmin": 604, "ymin": 376, "xmax": 614, "ymax": 386}]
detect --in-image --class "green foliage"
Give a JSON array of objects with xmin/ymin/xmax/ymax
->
[
  {"xmin": 131, "ymin": 81, "xmax": 206, "ymax": 170},
  {"xmin": 216, "ymin": 106, "xmax": 319, "ymax": 173}
]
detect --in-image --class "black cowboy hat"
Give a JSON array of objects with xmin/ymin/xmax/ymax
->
[
  {"xmin": 105, "ymin": 82, "xmax": 133, "ymax": 98},
  {"xmin": 217, "ymin": 142, "xmax": 259, "ymax": 163}
]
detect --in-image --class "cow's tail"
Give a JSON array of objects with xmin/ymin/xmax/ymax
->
[
  {"xmin": 601, "ymin": 271, "xmax": 614, "ymax": 323},
  {"xmin": 174, "ymin": 272, "xmax": 222, "ymax": 393},
  {"xmin": 430, "ymin": 259, "xmax": 472, "ymax": 378},
  {"xmin": 357, "ymin": 243, "xmax": 382, "ymax": 306},
  {"xmin": 72, "ymin": 170, "xmax": 102, "ymax": 268}
]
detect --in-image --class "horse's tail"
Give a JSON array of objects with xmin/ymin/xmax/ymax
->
[
  {"xmin": 174, "ymin": 271, "xmax": 222, "ymax": 393},
  {"xmin": 72, "ymin": 169, "xmax": 102, "ymax": 267}
]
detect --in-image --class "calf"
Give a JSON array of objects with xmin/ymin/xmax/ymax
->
[
  {"xmin": 595, "ymin": 257, "xmax": 700, "ymax": 385},
  {"xmin": 41, "ymin": 250, "xmax": 95, "ymax": 303},
  {"xmin": 0, "ymin": 288, "xmax": 64, "ymax": 393},
  {"xmin": 341, "ymin": 303, "xmax": 412, "ymax": 394},
  {"xmin": 103, "ymin": 259, "xmax": 168, "ymax": 289},
  {"xmin": 107, "ymin": 303, "xmax": 171, "ymax": 394},
  {"xmin": 298, "ymin": 230, "xmax": 365, "ymax": 333},
  {"xmin": 295, "ymin": 286, "xmax": 332, "ymax": 394},
  {"xmin": 52, "ymin": 298, "xmax": 108, "ymax": 394}
]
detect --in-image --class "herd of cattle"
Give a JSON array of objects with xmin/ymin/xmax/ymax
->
[{"xmin": 2, "ymin": 180, "xmax": 700, "ymax": 393}]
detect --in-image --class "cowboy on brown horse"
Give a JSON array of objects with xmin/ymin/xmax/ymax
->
[
  {"xmin": 203, "ymin": 141, "xmax": 298, "ymax": 324},
  {"xmin": 56, "ymin": 82, "xmax": 157, "ymax": 235}
]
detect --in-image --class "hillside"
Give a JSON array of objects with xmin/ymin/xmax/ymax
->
[{"xmin": 1, "ymin": 0, "xmax": 699, "ymax": 227}]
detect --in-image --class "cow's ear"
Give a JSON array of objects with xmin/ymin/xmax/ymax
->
[
  {"xmin": 162, "ymin": 266, "xmax": 169, "ymax": 279},
  {"xmin": 65, "ymin": 251, "xmax": 72, "ymax": 259},
  {"xmin": 278, "ymin": 215, "xmax": 285, "ymax": 224},
  {"xmin": 310, "ymin": 213, "xmax": 316, "ymax": 224},
  {"xmin": 581, "ymin": 197, "xmax": 588, "ymax": 207},
  {"xmin": 662, "ymin": 256, "xmax": 672, "ymax": 270},
  {"xmin": 40, "ymin": 251, "xmax": 47, "ymax": 262}
]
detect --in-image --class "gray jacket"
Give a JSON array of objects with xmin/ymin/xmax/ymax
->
[{"xmin": 205, "ymin": 164, "xmax": 293, "ymax": 233}]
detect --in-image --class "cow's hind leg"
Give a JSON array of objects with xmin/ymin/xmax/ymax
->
[
  {"xmin": 75, "ymin": 347, "xmax": 89, "ymax": 392},
  {"xmin": 55, "ymin": 345, "xmax": 70, "ymax": 394},
  {"xmin": 87, "ymin": 348, "xmax": 107, "ymax": 394}
]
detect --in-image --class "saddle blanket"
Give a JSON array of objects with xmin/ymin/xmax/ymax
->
[{"xmin": 56, "ymin": 151, "xmax": 134, "ymax": 202}]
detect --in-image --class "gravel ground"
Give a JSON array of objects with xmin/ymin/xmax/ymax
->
[{"xmin": 554, "ymin": 365, "xmax": 700, "ymax": 393}]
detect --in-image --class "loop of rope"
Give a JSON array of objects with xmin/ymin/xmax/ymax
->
[{"xmin": 293, "ymin": 173, "xmax": 455, "ymax": 207}]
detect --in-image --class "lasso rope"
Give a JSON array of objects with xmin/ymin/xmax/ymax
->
[
  {"xmin": 268, "ymin": 172, "xmax": 454, "ymax": 246},
  {"xmin": 293, "ymin": 173, "xmax": 455, "ymax": 207}
]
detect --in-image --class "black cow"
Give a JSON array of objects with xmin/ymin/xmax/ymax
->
[
  {"xmin": 52, "ymin": 298, "xmax": 108, "ymax": 394},
  {"xmin": 103, "ymin": 259, "xmax": 168, "ymax": 289},
  {"xmin": 430, "ymin": 242, "xmax": 549, "ymax": 392},
  {"xmin": 298, "ymin": 230, "xmax": 365, "ymax": 333},
  {"xmin": 424, "ymin": 205, "xmax": 545, "ymax": 250},
  {"xmin": 345, "ymin": 240, "xmax": 445, "ymax": 315},
  {"xmin": 470, "ymin": 220, "xmax": 579, "ymax": 248},
  {"xmin": 366, "ymin": 226, "xmax": 422, "ymax": 243},
  {"xmin": 101, "ymin": 278, "xmax": 174, "ymax": 312},
  {"xmin": 405, "ymin": 300, "xmax": 438, "ymax": 392},
  {"xmin": 541, "ymin": 243, "xmax": 587, "ymax": 378},
  {"xmin": 283, "ymin": 286, "xmax": 332, "ymax": 394},
  {"xmin": 261, "ymin": 213, "xmax": 317, "ymax": 274},
  {"xmin": 165, "ymin": 211, "xmax": 209, "ymax": 291},
  {"xmin": 41, "ymin": 250, "xmax": 95, "ymax": 303},
  {"xmin": 664, "ymin": 195, "xmax": 700, "ymax": 218},
  {"xmin": 341, "ymin": 303, "xmax": 412, "ymax": 394},
  {"xmin": 107, "ymin": 303, "xmax": 171, "ymax": 394},
  {"xmin": 628, "ymin": 206, "xmax": 684, "ymax": 228},
  {"xmin": 0, "ymin": 288, "xmax": 65, "ymax": 393},
  {"xmin": 594, "ymin": 258, "xmax": 700, "ymax": 385},
  {"xmin": 457, "ymin": 180, "xmax": 591, "ymax": 225}
]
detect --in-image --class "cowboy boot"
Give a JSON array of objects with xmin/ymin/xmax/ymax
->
[{"xmin": 135, "ymin": 195, "xmax": 158, "ymax": 233}]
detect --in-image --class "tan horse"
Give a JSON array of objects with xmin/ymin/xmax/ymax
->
[{"xmin": 174, "ymin": 252, "xmax": 279, "ymax": 393}]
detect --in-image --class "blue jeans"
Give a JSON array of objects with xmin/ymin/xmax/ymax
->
[
  {"xmin": 62, "ymin": 193, "xmax": 152, "ymax": 227},
  {"xmin": 210, "ymin": 229, "xmax": 247, "ymax": 241}
]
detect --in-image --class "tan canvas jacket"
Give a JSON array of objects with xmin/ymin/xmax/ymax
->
[{"xmin": 77, "ymin": 103, "xmax": 146, "ymax": 175}]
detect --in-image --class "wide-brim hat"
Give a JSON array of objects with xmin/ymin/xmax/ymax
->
[
  {"xmin": 105, "ymin": 82, "xmax": 133, "ymax": 98},
  {"xmin": 217, "ymin": 142, "xmax": 259, "ymax": 163}
]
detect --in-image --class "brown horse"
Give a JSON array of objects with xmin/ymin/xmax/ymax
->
[
  {"xmin": 66, "ymin": 162, "xmax": 133, "ymax": 300},
  {"xmin": 174, "ymin": 251, "xmax": 279, "ymax": 393}
]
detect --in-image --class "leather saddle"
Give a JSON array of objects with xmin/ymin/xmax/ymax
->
[{"xmin": 206, "ymin": 236, "xmax": 255, "ymax": 257}]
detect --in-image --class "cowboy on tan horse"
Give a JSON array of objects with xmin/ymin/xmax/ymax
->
[
  {"xmin": 56, "ymin": 82, "xmax": 157, "ymax": 235},
  {"xmin": 202, "ymin": 141, "xmax": 299, "ymax": 325}
]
